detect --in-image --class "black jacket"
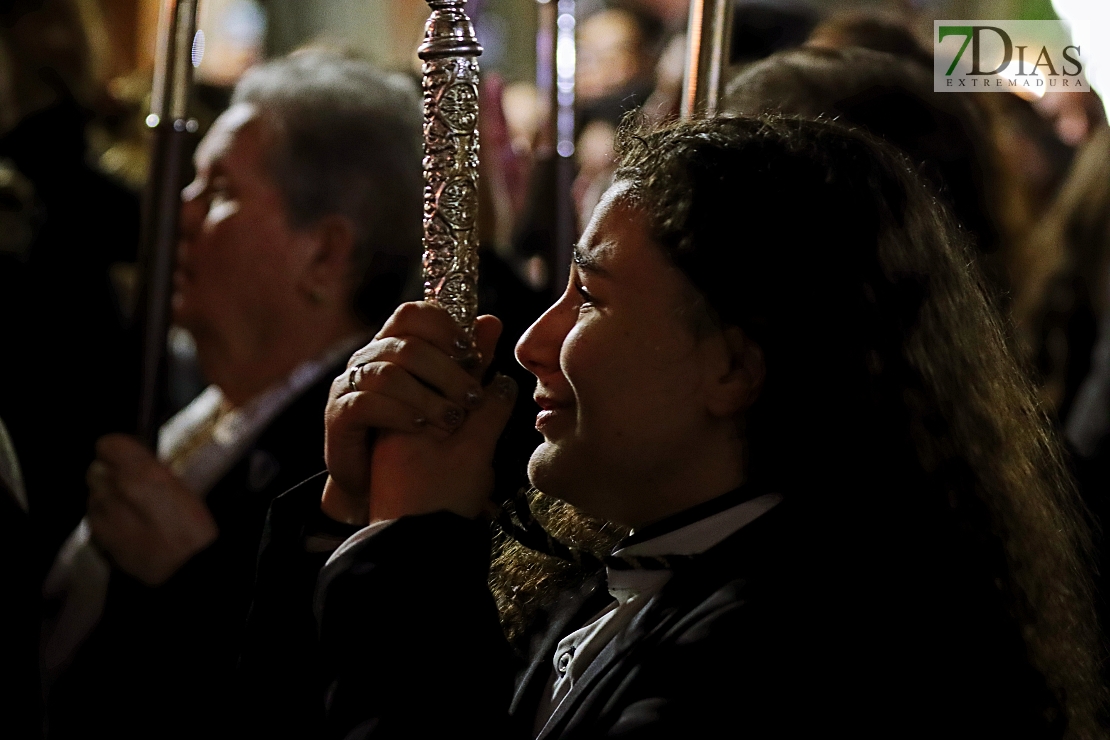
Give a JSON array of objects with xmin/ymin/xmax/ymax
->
[
  {"xmin": 0, "ymin": 100, "xmax": 141, "ymax": 568},
  {"xmin": 262, "ymin": 475, "xmax": 1064, "ymax": 739},
  {"xmin": 46, "ymin": 370, "xmax": 339, "ymax": 740}
]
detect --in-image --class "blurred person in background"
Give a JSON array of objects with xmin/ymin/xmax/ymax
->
[
  {"xmin": 515, "ymin": 2, "xmax": 661, "ymax": 255},
  {"xmin": 0, "ymin": 414, "xmax": 38, "ymax": 738},
  {"xmin": 1021, "ymin": 124, "xmax": 1109, "ymax": 435},
  {"xmin": 576, "ymin": 6, "xmax": 662, "ymax": 108},
  {"xmin": 42, "ymin": 49, "xmax": 423, "ymax": 740},
  {"xmin": 515, "ymin": 3, "xmax": 665, "ymax": 272},
  {"xmin": 806, "ymin": 8, "xmax": 933, "ymax": 69},
  {"xmin": 573, "ymin": 0, "xmax": 820, "ymax": 230},
  {"xmin": 727, "ymin": 0, "xmax": 817, "ymax": 66},
  {"xmin": 998, "ymin": 87, "xmax": 1106, "ymax": 421},
  {"xmin": 0, "ymin": 0, "xmax": 141, "ymax": 573},
  {"xmin": 1030, "ymin": 123, "xmax": 1110, "ymax": 632},
  {"xmin": 237, "ymin": 62, "xmax": 551, "ymax": 740},
  {"xmin": 796, "ymin": 9, "xmax": 1097, "ymax": 419},
  {"xmin": 723, "ymin": 45, "xmax": 1008, "ymax": 292},
  {"xmin": 571, "ymin": 6, "xmax": 663, "ymax": 234}
]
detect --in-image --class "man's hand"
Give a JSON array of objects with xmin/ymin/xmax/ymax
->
[{"xmin": 87, "ymin": 435, "xmax": 218, "ymax": 586}]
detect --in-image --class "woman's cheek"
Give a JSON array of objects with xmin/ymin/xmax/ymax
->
[{"xmin": 559, "ymin": 318, "xmax": 601, "ymax": 388}]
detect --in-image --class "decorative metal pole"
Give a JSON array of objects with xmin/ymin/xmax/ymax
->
[
  {"xmin": 680, "ymin": 0, "xmax": 734, "ymax": 118},
  {"xmin": 136, "ymin": 0, "xmax": 200, "ymax": 445},
  {"xmin": 418, "ymin": 1, "xmax": 483, "ymax": 339}
]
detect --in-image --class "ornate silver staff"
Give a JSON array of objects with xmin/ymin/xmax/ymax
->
[
  {"xmin": 419, "ymin": 0, "xmax": 483, "ymax": 341},
  {"xmin": 680, "ymin": 0, "xmax": 734, "ymax": 118},
  {"xmin": 135, "ymin": 0, "xmax": 200, "ymax": 444}
]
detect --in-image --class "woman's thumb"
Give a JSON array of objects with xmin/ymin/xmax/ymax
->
[{"xmin": 459, "ymin": 373, "xmax": 518, "ymax": 456}]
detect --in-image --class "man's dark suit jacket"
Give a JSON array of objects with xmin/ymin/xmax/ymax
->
[
  {"xmin": 46, "ymin": 371, "xmax": 339, "ymax": 740},
  {"xmin": 279, "ymin": 476, "xmax": 1066, "ymax": 740}
]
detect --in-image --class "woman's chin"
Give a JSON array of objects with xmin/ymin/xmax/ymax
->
[{"xmin": 527, "ymin": 442, "xmax": 570, "ymax": 496}]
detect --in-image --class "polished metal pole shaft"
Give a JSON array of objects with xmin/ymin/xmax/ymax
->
[
  {"xmin": 534, "ymin": 0, "xmax": 576, "ymax": 295},
  {"xmin": 680, "ymin": 0, "xmax": 734, "ymax": 119},
  {"xmin": 419, "ymin": 0, "xmax": 484, "ymax": 336},
  {"xmin": 136, "ymin": 0, "xmax": 199, "ymax": 444}
]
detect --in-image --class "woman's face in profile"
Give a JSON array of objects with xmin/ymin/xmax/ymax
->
[{"xmin": 515, "ymin": 182, "xmax": 737, "ymax": 525}]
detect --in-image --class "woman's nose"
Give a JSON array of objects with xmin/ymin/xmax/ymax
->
[{"xmin": 515, "ymin": 297, "xmax": 572, "ymax": 379}]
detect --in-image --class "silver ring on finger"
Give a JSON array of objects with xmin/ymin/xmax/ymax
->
[{"xmin": 348, "ymin": 363, "xmax": 368, "ymax": 394}]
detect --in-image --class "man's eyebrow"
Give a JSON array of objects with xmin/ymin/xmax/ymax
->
[{"xmin": 572, "ymin": 245, "xmax": 611, "ymax": 277}]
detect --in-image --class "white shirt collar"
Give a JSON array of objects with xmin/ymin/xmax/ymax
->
[{"xmin": 606, "ymin": 492, "xmax": 782, "ymax": 604}]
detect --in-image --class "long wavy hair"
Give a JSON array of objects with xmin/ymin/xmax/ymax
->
[{"xmin": 491, "ymin": 115, "xmax": 1105, "ymax": 737}]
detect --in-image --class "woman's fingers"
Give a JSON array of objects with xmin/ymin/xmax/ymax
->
[
  {"xmin": 363, "ymin": 373, "xmax": 519, "ymax": 522},
  {"xmin": 352, "ymin": 303, "xmax": 503, "ymax": 369},
  {"xmin": 372, "ymin": 302, "xmax": 470, "ymax": 358},
  {"xmin": 331, "ymin": 302, "xmax": 511, "ymax": 447},
  {"xmin": 339, "ymin": 314, "xmax": 505, "ymax": 414},
  {"xmin": 345, "ymin": 362, "xmax": 469, "ymax": 433},
  {"xmin": 457, "ymin": 372, "xmax": 519, "ymax": 460},
  {"xmin": 472, "ymin": 315, "xmax": 503, "ymax": 379},
  {"xmin": 330, "ymin": 383, "xmax": 453, "ymax": 437},
  {"xmin": 358, "ymin": 336, "xmax": 484, "ymax": 409}
]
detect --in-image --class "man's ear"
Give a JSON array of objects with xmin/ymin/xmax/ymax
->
[
  {"xmin": 299, "ymin": 214, "xmax": 356, "ymax": 305},
  {"xmin": 705, "ymin": 326, "xmax": 765, "ymax": 418}
]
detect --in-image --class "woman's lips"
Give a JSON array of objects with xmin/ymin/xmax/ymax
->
[
  {"xmin": 534, "ymin": 395, "xmax": 569, "ymax": 433},
  {"xmin": 535, "ymin": 408, "xmax": 559, "ymax": 432}
]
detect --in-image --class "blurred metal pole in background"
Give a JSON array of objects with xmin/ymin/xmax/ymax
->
[
  {"xmin": 135, "ymin": 0, "xmax": 200, "ymax": 445},
  {"xmin": 680, "ymin": 0, "xmax": 733, "ymax": 118},
  {"xmin": 419, "ymin": 0, "xmax": 483, "ymax": 338},
  {"xmin": 536, "ymin": 0, "xmax": 576, "ymax": 295}
]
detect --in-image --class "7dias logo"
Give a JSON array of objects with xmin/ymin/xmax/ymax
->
[{"xmin": 934, "ymin": 20, "xmax": 1090, "ymax": 93}]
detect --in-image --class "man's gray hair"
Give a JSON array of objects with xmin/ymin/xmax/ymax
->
[{"xmin": 232, "ymin": 48, "xmax": 423, "ymax": 323}]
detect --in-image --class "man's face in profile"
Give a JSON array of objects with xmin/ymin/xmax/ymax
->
[{"xmin": 174, "ymin": 104, "xmax": 303, "ymax": 362}]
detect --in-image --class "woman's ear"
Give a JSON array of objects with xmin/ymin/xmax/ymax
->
[
  {"xmin": 299, "ymin": 214, "xmax": 356, "ymax": 305},
  {"xmin": 705, "ymin": 326, "xmax": 765, "ymax": 418}
]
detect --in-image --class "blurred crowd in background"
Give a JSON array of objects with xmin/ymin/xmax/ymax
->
[{"xmin": 2, "ymin": 0, "xmax": 1110, "ymax": 736}]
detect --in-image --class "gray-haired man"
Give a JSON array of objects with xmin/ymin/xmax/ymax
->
[{"xmin": 44, "ymin": 50, "xmax": 422, "ymax": 740}]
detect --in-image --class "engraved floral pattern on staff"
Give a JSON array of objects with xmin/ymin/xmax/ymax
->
[{"xmin": 419, "ymin": 0, "xmax": 484, "ymax": 353}]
